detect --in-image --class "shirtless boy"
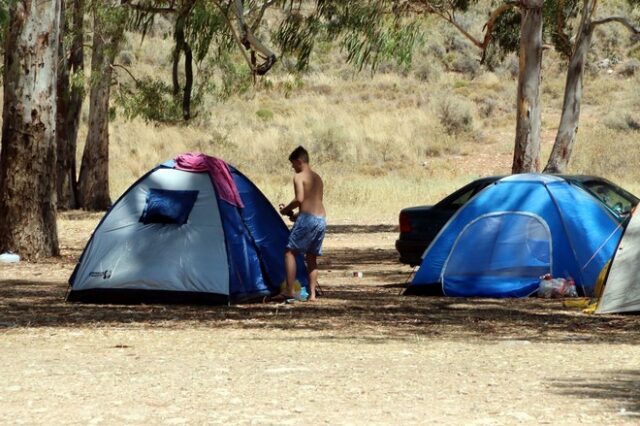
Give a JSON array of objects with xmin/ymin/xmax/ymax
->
[{"xmin": 279, "ymin": 146, "xmax": 326, "ymax": 301}]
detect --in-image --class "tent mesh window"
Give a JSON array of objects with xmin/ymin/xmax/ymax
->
[
  {"xmin": 443, "ymin": 213, "xmax": 551, "ymax": 292},
  {"xmin": 139, "ymin": 188, "xmax": 199, "ymax": 225}
]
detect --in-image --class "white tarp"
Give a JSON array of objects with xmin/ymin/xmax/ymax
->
[{"xmin": 597, "ymin": 211, "xmax": 640, "ymax": 313}]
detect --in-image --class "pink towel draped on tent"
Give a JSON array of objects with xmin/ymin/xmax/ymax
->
[{"xmin": 174, "ymin": 153, "xmax": 245, "ymax": 208}]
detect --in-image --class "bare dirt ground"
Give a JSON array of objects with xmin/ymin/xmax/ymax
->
[{"xmin": 1, "ymin": 212, "xmax": 640, "ymax": 425}]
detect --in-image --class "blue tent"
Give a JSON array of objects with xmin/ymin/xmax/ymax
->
[
  {"xmin": 406, "ymin": 174, "xmax": 622, "ymax": 298},
  {"xmin": 68, "ymin": 156, "xmax": 307, "ymax": 304}
]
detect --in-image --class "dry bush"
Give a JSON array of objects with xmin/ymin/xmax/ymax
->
[
  {"xmin": 413, "ymin": 62, "xmax": 441, "ymax": 83},
  {"xmin": 617, "ymin": 59, "xmax": 640, "ymax": 77},
  {"xmin": 570, "ymin": 127, "xmax": 640, "ymax": 188},
  {"xmin": 602, "ymin": 112, "xmax": 640, "ymax": 131},
  {"xmin": 435, "ymin": 96, "xmax": 475, "ymax": 135},
  {"xmin": 450, "ymin": 54, "xmax": 480, "ymax": 78}
]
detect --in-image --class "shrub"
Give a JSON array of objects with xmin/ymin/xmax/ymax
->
[
  {"xmin": 499, "ymin": 55, "xmax": 519, "ymax": 79},
  {"xmin": 310, "ymin": 127, "xmax": 352, "ymax": 164},
  {"xmin": 603, "ymin": 112, "xmax": 640, "ymax": 131},
  {"xmin": 119, "ymin": 50, "xmax": 134, "ymax": 66},
  {"xmin": 451, "ymin": 55, "xmax": 480, "ymax": 77},
  {"xmin": 256, "ymin": 108, "xmax": 274, "ymax": 121},
  {"xmin": 414, "ymin": 62, "xmax": 441, "ymax": 82},
  {"xmin": 436, "ymin": 97, "xmax": 474, "ymax": 135},
  {"xmin": 476, "ymin": 97, "xmax": 498, "ymax": 118},
  {"xmin": 618, "ymin": 59, "xmax": 640, "ymax": 77},
  {"xmin": 452, "ymin": 80, "xmax": 469, "ymax": 89}
]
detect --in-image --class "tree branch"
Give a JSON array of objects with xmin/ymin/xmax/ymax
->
[
  {"xmin": 120, "ymin": 0, "xmax": 177, "ymax": 14},
  {"xmin": 250, "ymin": 0, "xmax": 276, "ymax": 32},
  {"xmin": 479, "ymin": 1, "xmax": 519, "ymax": 62},
  {"xmin": 554, "ymin": 0, "xmax": 573, "ymax": 56},
  {"xmin": 417, "ymin": 0, "xmax": 483, "ymax": 49},
  {"xmin": 591, "ymin": 15, "xmax": 640, "ymax": 34},
  {"xmin": 111, "ymin": 63, "xmax": 140, "ymax": 85},
  {"xmin": 415, "ymin": 0, "xmax": 518, "ymax": 63},
  {"xmin": 211, "ymin": 0, "xmax": 255, "ymax": 71}
]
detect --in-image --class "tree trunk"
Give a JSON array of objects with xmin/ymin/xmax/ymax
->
[
  {"xmin": 183, "ymin": 41, "xmax": 193, "ymax": 120},
  {"xmin": 512, "ymin": 0, "xmax": 544, "ymax": 174},
  {"xmin": 56, "ymin": 0, "xmax": 84, "ymax": 209},
  {"xmin": 172, "ymin": 5, "xmax": 194, "ymax": 121},
  {"xmin": 0, "ymin": 0, "xmax": 62, "ymax": 259},
  {"xmin": 77, "ymin": 4, "xmax": 124, "ymax": 210},
  {"xmin": 544, "ymin": 0, "xmax": 595, "ymax": 173},
  {"xmin": 172, "ymin": 16, "xmax": 183, "ymax": 97}
]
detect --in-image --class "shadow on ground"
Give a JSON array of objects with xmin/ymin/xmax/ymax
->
[
  {"xmin": 550, "ymin": 370, "xmax": 640, "ymax": 416},
  {"xmin": 2, "ymin": 225, "xmax": 639, "ymax": 343},
  {"xmin": 1, "ymin": 275, "xmax": 639, "ymax": 344},
  {"xmin": 327, "ymin": 224, "xmax": 397, "ymax": 234}
]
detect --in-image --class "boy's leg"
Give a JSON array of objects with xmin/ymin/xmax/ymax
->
[
  {"xmin": 284, "ymin": 249, "xmax": 297, "ymax": 297},
  {"xmin": 306, "ymin": 253, "xmax": 318, "ymax": 301}
]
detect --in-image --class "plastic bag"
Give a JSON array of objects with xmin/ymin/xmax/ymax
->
[
  {"xmin": 279, "ymin": 280, "xmax": 309, "ymax": 301},
  {"xmin": 538, "ymin": 274, "xmax": 578, "ymax": 298}
]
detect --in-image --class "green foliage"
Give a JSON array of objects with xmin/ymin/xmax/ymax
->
[
  {"xmin": 0, "ymin": 0, "xmax": 10, "ymax": 29},
  {"xmin": 489, "ymin": 0, "xmax": 581, "ymax": 57},
  {"xmin": 256, "ymin": 108, "xmax": 274, "ymax": 121},
  {"xmin": 114, "ymin": 78, "xmax": 183, "ymax": 123},
  {"xmin": 341, "ymin": 18, "xmax": 424, "ymax": 72},
  {"xmin": 491, "ymin": 7, "xmax": 520, "ymax": 54},
  {"xmin": 184, "ymin": 2, "xmax": 234, "ymax": 63},
  {"xmin": 0, "ymin": 0, "xmax": 14, "ymax": 57},
  {"xmin": 274, "ymin": 1, "xmax": 424, "ymax": 72},
  {"xmin": 216, "ymin": 53, "xmax": 253, "ymax": 100},
  {"xmin": 274, "ymin": 10, "xmax": 323, "ymax": 71},
  {"xmin": 452, "ymin": 79, "xmax": 469, "ymax": 88},
  {"xmin": 544, "ymin": 0, "xmax": 579, "ymax": 57}
]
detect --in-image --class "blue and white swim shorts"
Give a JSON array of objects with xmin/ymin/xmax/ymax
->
[{"xmin": 287, "ymin": 213, "xmax": 326, "ymax": 256}]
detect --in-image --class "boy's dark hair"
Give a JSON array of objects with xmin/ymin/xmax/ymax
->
[{"xmin": 288, "ymin": 145, "xmax": 309, "ymax": 163}]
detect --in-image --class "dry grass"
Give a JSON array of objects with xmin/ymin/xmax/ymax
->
[
  {"xmin": 62, "ymin": 6, "xmax": 638, "ymax": 222},
  {"xmin": 97, "ymin": 66, "xmax": 638, "ymax": 223}
]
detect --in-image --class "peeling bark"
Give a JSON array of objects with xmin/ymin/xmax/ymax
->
[
  {"xmin": 77, "ymin": 3, "xmax": 125, "ymax": 211},
  {"xmin": 512, "ymin": 0, "xmax": 544, "ymax": 174},
  {"xmin": 544, "ymin": 0, "xmax": 594, "ymax": 173},
  {"xmin": 172, "ymin": 3, "xmax": 195, "ymax": 121},
  {"xmin": 56, "ymin": 0, "xmax": 84, "ymax": 209},
  {"xmin": 544, "ymin": 0, "xmax": 640, "ymax": 173},
  {"xmin": 0, "ymin": 0, "xmax": 62, "ymax": 259}
]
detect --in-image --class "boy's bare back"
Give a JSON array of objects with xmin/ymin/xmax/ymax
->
[{"xmin": 295, "ymin": 169, "xmax": 325, "ymax": 217}]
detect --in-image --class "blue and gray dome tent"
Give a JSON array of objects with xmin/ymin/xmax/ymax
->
[
  {"xmin": 67, "ymin": 154, "xmax": 308, "ymax": 304},
  {"xmin": 406, "ymin": 174, "xmax": 622, "ymax": 298}
]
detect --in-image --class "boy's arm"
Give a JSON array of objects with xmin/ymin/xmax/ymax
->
[{"xmin": 280, "ymin": 176, "xmax": 304, "ymax": 215}]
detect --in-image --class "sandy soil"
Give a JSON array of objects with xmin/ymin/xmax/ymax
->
[{"xmin": 1, "ymin": 213, "xmax": 639, "ymax": 425}]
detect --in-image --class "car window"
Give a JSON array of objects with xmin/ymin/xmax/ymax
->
[
  {"xmin": 582, "ymin": 181, "xmax": 634, "ymax": 216},
  {"xmin": 447, "ymin": 187, "xmax": 476, "ymax": 208}
]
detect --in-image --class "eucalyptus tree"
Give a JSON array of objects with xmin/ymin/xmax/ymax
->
[
  {"xmin": 0, "ymin": 0, "xmax": 62, "ymax": 259},
  {"xmin": 77, "ymin": 0, "xmax": 128, "ymax": 210},
  {"xmin": 118, "ymin": 0, "xmax": 421, "ymax": 122},
  {"xmin": 56, "ymin": 0, "xmax": 85, "ymax": 209},
  {"xmin": 73, "ymin": 0, "xmax": 420, "ymax": 210},
  {"xmin": 451, "ymin": 0, "xmax": 640, "ymax": 173},
  {"xmin": 512, "ymin": 0, "xmax": 544, "ymax": 173},
  {"xmin": 407, "ymin": 0, "xmax": 545, "ymax": 173},
  {"xmin": 119, "ymin": 0, "xmax": 278, "ymax": 122},
  {"xmin": 543, "ymin": 0, "xmax": 640, "ymax": 173}
]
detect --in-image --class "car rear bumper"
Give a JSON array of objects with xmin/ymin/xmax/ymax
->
[{"xmin": 395, "ymin": 239, "xmax": 428, "ymax": 266}]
